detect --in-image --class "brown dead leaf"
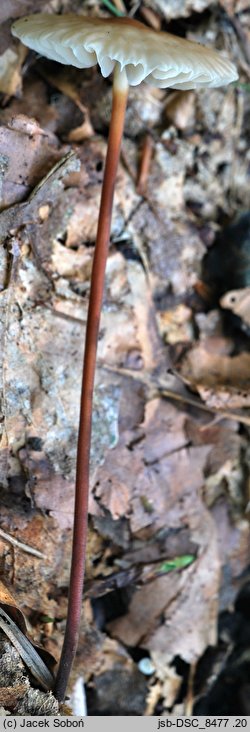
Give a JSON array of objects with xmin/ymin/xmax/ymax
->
[
  {"xmin": 1, "ymin": 76, "xmax": 58, "ymax": 133},
  {"xmin": 94, "ymin": 343, "xmax": 217, "ymax": 537},
  {"xmin": 92, "ymin": 400, "xmax": 190, "ymax": 527},
  {"xmin": 146, "ymin": 524, "xmax": 219, "ymax": 666},
  {"xmin": 109, "ymin": 508, "xmax": 219, "ymax": 663},
  {"xmin": 0, "ymin": 117, "xmax": 61, "ymax": 209},
  {"xmin": 0, "ymin": 580, "xmax": 27, "ymax": 633},
  {"xmin": 104, "ymin": 431, "xmax": 220, "ymax": 676},
  {"xmin": 19, "ymin": 449, "xmax": 75, "ymax": 531},
  {"xmin": 94, "ymin": 445, "xmax": 132, "ymax": 521},
  {"xmin": 108, "ymin": 572, "xmax": 184, "ymax": 646},
  {"xmin": 0, "ymin": 150, "xmax": 79, "ymax": 246},
  {"xmin": 0, "ymin": 684, "xmax": 28, "ymax": 708},
  {"xmin": 39, "ymin": 66, "xmax": 94, "ymax": 142},
  {"xmin": 128, "ymin": 203, "xmax": 205, "ymax": 296},
  {"xmin": 143, "ymin": 398, "xmax": 189, "ymax": 464},
  {"xmin": 179, "ymin": 345, "xmax": 250, "ymax": 389},
  {"xmin": 0, "ymin": 503, "xmax": 72, "ymax": 618}
]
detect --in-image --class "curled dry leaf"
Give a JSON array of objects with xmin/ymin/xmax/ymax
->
[{"xmin": 0, "ymin": 580, "xmax": 27, "ymax": 633}]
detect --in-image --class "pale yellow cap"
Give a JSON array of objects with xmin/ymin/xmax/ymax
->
[{"xmin": 12, "ymin": 14, "xmax": 238, "ymax": 89}]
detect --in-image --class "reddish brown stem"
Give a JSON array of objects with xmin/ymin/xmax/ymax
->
[{"xmin": 54, "ymin": 69, "xmax": 128, "ymax": 703}]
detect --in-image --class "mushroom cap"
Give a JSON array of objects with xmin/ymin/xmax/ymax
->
[{"xmin": 11, "ymin": 14, "xmax": 238, "ymax": 89}]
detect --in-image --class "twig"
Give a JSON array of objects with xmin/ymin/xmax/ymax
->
[
  {"xmin": 0, "ymin": 528, "xmax": 46, "ymax": 559},
  {"xmin": 102, "ymin": 364, "xmax": 250, "ymax": 427}
]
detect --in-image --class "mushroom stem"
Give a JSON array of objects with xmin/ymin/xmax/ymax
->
[{"xmin": 54, "ymin": 65, "xmax": 129, "ymax": 703}]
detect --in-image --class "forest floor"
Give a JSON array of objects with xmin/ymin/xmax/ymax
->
[{"xmin": 0, "ymin": 0, "xmax": 250, "ymax": 716}]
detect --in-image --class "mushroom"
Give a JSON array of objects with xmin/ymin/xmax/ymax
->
[{"xmin": 12, "ymin": 13, "xmax": 238, "ymax": 702}]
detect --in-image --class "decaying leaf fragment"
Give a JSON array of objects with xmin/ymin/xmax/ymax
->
[
  {"xmin": 177, "ymin": 345, "xmax": 250, "ymax": 410},
  {"xmin": 0, "ymin": 150, "xmax": 79, "ymax": 242}
]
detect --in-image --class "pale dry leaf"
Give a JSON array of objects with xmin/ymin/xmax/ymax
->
[
  {"xmin": 142, "ymin": 398, "xmax": 188, "ymax": 464},
  {"xmin": 198, "ymin": 385, "xmax": 250, "ymax": 410},
  {"xmin": 180, "ymin": 346, "xmax": 250, "ymax": 389},
  {"xmin": 144, "ymin": 0, "xmax": 213, "ymax": 20},
  {"xmin": 156, "ymin": 303, "xmax": 193, "ymax": 344},
  {"xmin": 0, "ymin": 45, "xmax": 26, "ymax": 96}
]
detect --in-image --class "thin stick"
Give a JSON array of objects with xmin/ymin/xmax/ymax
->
[
  {"xmin": 103, "ymin": 364, "xmax": 250, "ymax": 427},
  {"xmin": 0, "ymin": 528, "xmax": 46, "ymax": 559},
  {"xmin": 54, "ymin": 66, "xmax": 129, "ymax": 703}
]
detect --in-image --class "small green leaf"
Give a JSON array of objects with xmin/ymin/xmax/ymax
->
[
  {"xmin": 101, "ymin": 0, "xmax": 124, "ymax": 16},
  {"xmin": 140, "ymin": 495, "xmax": 154, "ymax": 514},
  {"xmin": 40, "ymin": 615, "xmax": 54, "ymax": 623},
  {"xmin": 234, "ymin": 82, "xmax": 250, "ymax": 91},
  {"xmin": 158, "ymin": 554, "xmax": 195, "ymax": 574}
]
